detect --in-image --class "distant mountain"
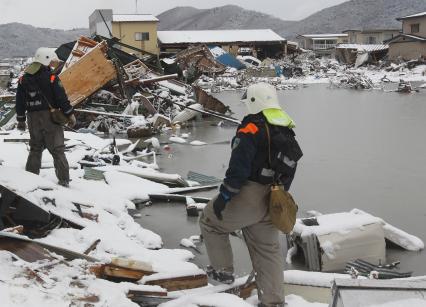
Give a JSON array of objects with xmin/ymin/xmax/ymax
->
[
  {"xmin": 284, "ymin": 0, "xmax": 426, "ymax": 37},
  {"xmin": 0, "ymin": 23, "xmax": 88, "ymax": 59},
  {"xmin": 158, "ymin": 5, "xmax": 296, "ymax": 34},
  {"xmin": 158, "ymin": 1, "xmax": 426, "ymax": 39}
]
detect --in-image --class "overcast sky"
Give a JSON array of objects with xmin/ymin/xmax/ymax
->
[{"xmin": 0, "ymin": 0, "xmax": 348, "ymax": 29}]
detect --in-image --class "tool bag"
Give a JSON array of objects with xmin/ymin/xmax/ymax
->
[
  {"xmin": 48, "ymin": 106, "xmax": 69, "ymax": 126},
  {"xmin": 265, "ymin": 123, "xmax": 299, "ymax": 234}
]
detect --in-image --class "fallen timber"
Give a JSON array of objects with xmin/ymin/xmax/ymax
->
[{"xmin": 169, "ymin": 100, "xmax": 240, "ymax": 125}]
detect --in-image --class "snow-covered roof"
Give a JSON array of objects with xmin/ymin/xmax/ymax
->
[
  {"xmin": 336, "ymin": 44, "xmax": 389, "ymax": 52},
  {"xmin": 387, "ymin": 34, "xmax": 426, "ymax": 44},
  {"xmin": 112, "ymin": 14, "xmax": 159, "ymax": 22},
  {"xmin": 397, "ymin": 11, "xmax": 426, "ymax": 20},
  {"xmin": 302, "ymin": 34, "xmax": 348, "ymax": 39},
  {"xmin": 157, "ymin": 30, "xmax": 286, "ymax": 44}
]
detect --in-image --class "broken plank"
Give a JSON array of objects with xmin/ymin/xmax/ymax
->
[
  {"xmin": 127, "ymin": 289, "xmax": 168, "ymax": 298},
  {"xmin": 145, "ymin": 274, "xmax": 208, "ymax": 292},
  {"xmin": 102, "ymin": 264, "xmax": 153, "ymax": 281},
  {"xmin": 0, "ymin": 231, "xmax": 98, "ymax": 263},
  {"xmin": 83, "ymin": 239, "xmax": 101, "ymax": 255}
]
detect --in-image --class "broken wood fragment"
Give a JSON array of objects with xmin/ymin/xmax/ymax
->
[
  {"xmin": 145, "ymin": 274, "xmax": 208, "ymax": 292},
  {"xmin": 224, "ymin": 281, "xmax": 257, "ymax": 299},
  {"xmin": 84, "ymin": 239, "xmax": 101, "ymax": 255},
  {"xmin": 127, "ymin": 289, "xmax": 168, "ymax": 298}
]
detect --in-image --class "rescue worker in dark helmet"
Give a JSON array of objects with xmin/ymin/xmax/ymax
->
[
  {"xmin": 200, "ymin": 83, "xmax": 302, "ymax": 307},
  {"xmin": 15, "ymin": 48, "xmax": 76, "ymax": 187}
]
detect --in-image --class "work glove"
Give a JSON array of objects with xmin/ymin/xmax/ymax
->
[
  {"xmin": 213, "ymin": 186, "xmax": 232, "ymax": 220},
  {"xmin": 67, "ymin": 114, "xmax": 77, "ymax": 128},
  {"xmin": 17, "ymin": 121, "xmax": 26, "ymax": 131}
]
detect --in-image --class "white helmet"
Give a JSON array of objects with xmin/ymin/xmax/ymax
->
[
  {"xmin": 241, "ymin": 83, "xmax": 281, "ymax": 114},
  {"xmin": 34, "ymin": 48, "xmax": 59, "ymax": 66}
]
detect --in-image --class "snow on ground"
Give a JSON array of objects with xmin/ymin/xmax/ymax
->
[
  {"xmin": 0, "ymin": 250, "xmax": 163, "ymax": 307},
  {"xmin": 0, "ymin": 131, "xmax": 203, "ymax": 276}
]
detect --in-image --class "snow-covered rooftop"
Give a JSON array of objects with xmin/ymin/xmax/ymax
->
[
  {"xmin": 112, "ymin": 14, "xmax": 159, "ymax": 22},
  {"xmin": 302, "ymin": 34, "xmax": 348, "ymax": 39},
  {"xmin": 157, "ymin": 29, "xmax": 286, "ymax": 44},
  {"xmin": 398, "ymin": 11, "xmax": 426, "ymax": 20},
  {"xmin": 387, "ymin": 34, "xmax": 426, "ymax": 43},
  {"xmin": 336, "ymin": 44, "xmax": 389, "ymax": 52}
]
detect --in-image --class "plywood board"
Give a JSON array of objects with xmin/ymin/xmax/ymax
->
[{"xmin": 60, "ymin": 42, "xmax": 117, "ymax": 106}]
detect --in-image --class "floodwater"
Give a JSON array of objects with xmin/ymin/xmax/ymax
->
[{"xmin": 135, "ymin": 84, "xmax": 426, "ymax": 277}]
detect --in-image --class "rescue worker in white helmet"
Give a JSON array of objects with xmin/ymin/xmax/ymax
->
[
  {"xmin": 200, "ymin": 83, "xmax": 303, "ymax": 307},
  {"xmin": 15, "ymin": 47, "xmax": 76, "ymax": 187}
]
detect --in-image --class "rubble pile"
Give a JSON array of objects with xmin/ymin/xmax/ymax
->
[{"xmin": 329, "ymin": 72, "xmax": 375, "ymax": 90}]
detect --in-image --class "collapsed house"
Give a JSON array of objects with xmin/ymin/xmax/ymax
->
[{"xmin": 335, "ymin": 44, "xmax": 389, "ymax": 67}]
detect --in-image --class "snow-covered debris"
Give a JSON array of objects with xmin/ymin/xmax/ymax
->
[
  {"xmin": 284, "ymin": 270, "xmax": 364, "ymax": 288},
  {"xmin": 0, "ymin": 250, "xmax": 162, "ymax": 307},
  {"xmin": 190, "ymin": 140, "xmax": 207, "ymax": 146},
  {"xmin": 169, "ymin": 136, "xmax": 187, "ymax": 144},
  {"xmin": 180, "ymin": 238, "xmax": 197, "ymax": 249}
]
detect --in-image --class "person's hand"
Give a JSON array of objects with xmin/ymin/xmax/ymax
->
[
  {"xmin": 17, "ymin": 121, "xmax": 26, "ymax": 131},
  {"xmin": 213, "ymin": 186, "xmax": 233, "ymax": 220},
  {"xmin": 213, "ymin": 194, "xmax": 227, "ymax": 220},
  {"xmin": 68, "ymin": 114, "xmax": 76, "ymax": 128}
]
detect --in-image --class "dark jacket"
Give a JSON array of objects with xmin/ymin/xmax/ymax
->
[
  {"xmin": 221, "ymin": 112, "xmax": 299, "ymax": 199},
  {"xmin": 16, "ymin": 64, "xmax": 73, "ymax": 122}
]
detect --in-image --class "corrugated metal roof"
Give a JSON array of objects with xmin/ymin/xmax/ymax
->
[
  {"xmin": 336, "ymin": 44, "xmax": 389, "ymax": 52},
  {"xmin": 398, "ymin": 11, "xmax": 426, "ymax": 20},
  {"xmin": 157, "ymin": 29, "xmax": 285, "ymax": 44},
  {"xmin": 112, "ymin": 14, "xmax": 159, "ymax": 22}
]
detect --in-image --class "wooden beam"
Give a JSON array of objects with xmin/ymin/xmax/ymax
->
[{"xmin": 145, "ymin": 274, "xmax": 208, "ymax": 291}]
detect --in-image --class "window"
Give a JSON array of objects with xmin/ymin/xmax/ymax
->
[
  {"xmin": 411, "ymin": 24, "xmax": 420, "ymax": 34},
  {"xmin": 367, "ymin": 36, "xmax": 377, "ymax": 44},
  {"xmin": 135, "ymin": 32, "xmax": 150, "ymax": 41}
]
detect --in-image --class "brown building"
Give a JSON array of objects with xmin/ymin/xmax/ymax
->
[
  {"xmin": 388, "ymin": 11, "xmax": 426, "ymax": 61},
  {"xmin": 343, "ymin": 29, "xmax": 400, "ymax": 44}
]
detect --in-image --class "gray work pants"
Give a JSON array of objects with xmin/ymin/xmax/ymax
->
[
  {"xmin": 200, "ymin": 181, "xmax": 285, "ymax": 306},
  {"xmin": 26, "ymin": 110, "xmax": 69, "ymax": 183}
]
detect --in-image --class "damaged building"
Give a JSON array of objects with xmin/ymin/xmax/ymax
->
[{"xmin": 157, "ymin": 29, "xmax": 287, "ymax": 59}]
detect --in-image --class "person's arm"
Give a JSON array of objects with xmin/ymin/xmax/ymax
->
[
  {"xmin": 51, "ymin": 75, "xmax": 73, "ymax": 116},
  {"xmin": 15, "ymin": 81, "xmax": 27, "ymax": 123}
]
